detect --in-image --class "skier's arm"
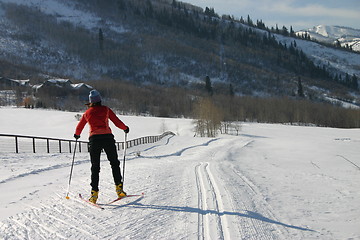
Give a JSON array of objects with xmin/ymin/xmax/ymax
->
[
  {"xmin": 75, "ymin": 114, "xmax": 88, "ymax": 136},
  {"xmin": 108, "ymin": 108, "xmax": 128, "ymax": 132}
]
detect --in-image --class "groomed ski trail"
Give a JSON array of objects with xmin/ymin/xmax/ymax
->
[
  {"xmin": 191, "ymin": 138, "xmax": 291, "ymax": 240},
  {"xmin": 195, "ymin": 162, "xmax": 231, "ymax": 240},
  {"xmin": 1, "ymin": 135, "xmax": 317, "ymax": 239}
]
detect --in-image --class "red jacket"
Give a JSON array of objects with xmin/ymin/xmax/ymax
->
[{"xmin": 75, "ymin": 105, "xmax": 127, "ymax": 137}]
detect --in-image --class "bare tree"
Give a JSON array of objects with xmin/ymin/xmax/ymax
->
[
  {"xmin": 194, "ymin": 98, "xmax": 223, "ymax": 137},
  {"xmin": 233, "ymin": 122, "xmax": 242, "ymax": 136}
]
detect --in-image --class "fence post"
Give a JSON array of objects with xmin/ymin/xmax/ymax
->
[
  {"xmin": 59, "ymin": 140, "xmax": 62, "ymax": 153},
  {"xmin": 32, "ymin": 137, "xmax": 36, "ymax": 153},
  {"xmin": 47, "ymin": 139, "xmax": 50, "ymax": 153},
  {"xmin": 15, "ymin": 136, "xmax": 18, "ymax": 153},
  {"xmin": 69, "ymin": 141, "xmax": 72, "ymax": 153}
]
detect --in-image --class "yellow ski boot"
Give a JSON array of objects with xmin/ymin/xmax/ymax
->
[
  {"xmin": 115, "ymin": 183, "xmax": 127, "ymax": 198},
  {"xmin": 89, "ymin": 190, "xmax": 99, "ymax": 204}
]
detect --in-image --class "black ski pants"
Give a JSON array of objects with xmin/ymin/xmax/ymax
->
[{"xmin": 89, "ymin": 134, "xmax": 122, "ymax": 191}]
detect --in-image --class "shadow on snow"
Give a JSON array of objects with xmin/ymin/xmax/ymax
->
[{"xmin": 115, "ymin": 198, "xmax": 315, "ymax": 233}]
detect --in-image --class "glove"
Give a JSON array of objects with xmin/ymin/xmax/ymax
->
[
  {"xmin": 124, "ymin": 127, "xmax": 129, "ymax": 134},
  {"xmin": 74, "ymin": 134, "xmax": 80, "ymax": 140}
]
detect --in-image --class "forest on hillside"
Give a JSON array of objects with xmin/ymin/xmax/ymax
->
[
  {"xmin": 1, "ymin": 0, "xmax": 357, "ymax": 97},
  {"xmin": 0, "ymin": 0, "xmax": 359, "ymax": 129}
]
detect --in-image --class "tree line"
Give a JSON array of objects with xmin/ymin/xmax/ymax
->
[
  {"xmin": 2, "ymin": 76, "xmax": 358, "ymax": 129},
  {"xmin": 86, "ymin": 79, "xmax": 360, "ymax": 129}
]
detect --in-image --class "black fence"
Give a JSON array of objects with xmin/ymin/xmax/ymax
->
[{"xmin": 0, "ymin": 131, "xmax": 175, "ymax": 154}]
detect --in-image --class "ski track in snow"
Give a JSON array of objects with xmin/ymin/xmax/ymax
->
[
  {"xmin": 193, "ymin": 138, "xmax": 318, "ymax": 240},
  {"xmin": 192, "ymin": 138, "xmax": 289, "ymax": 240},
  {"xmin": 195, "ymin": 162, "xmax": 229, "ymax": 240}
]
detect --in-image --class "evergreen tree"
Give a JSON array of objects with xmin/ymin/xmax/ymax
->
[
  {"xmin": 351, "ymin": 74, "xmax": 358, "ymax": 90},
  {"xmin": 98, "ymin": 28, "xmax": 104, "ymax": 51},
  {"xmin": 345, "ymin": 73, "xmax": 351, "ymax": 87},
  {"xmin": 290, "ymin": 26, "xmax": 295, "ymax": 37},
  {"xmin": 256, "ymin": 19, "xmax": 265, "ymax": 29},
  {"xmin": 282, "ymin": 26, "xmax": 289, "ymax": 36},
  {"xmin": 240, "ymin": 16, "xmax": 244, "ymax": 24},
  {"xmin": 247, "ymin": 15, "xmax": 253, "ymax": 26},
  {"xmin": 297, "ymin": 77, "xmax": 305, "ymax": 97},
  {"xmin": 229, "ymin": 84, "xmax": 234, "ymax": 97},
  {"xmin": 204, "ymin": 7, "xmax": 216, "ymax": 17},
  {"xmin": 145, "ymin": 0, "xmax": 153, "ymax": 17},
  {"xmin": 275, "ymin": 24, "xmax": 279, "ymax": 34},
  {"xmin": 205, "ymin": 76, "xmax": 213, "ymax": 96}
]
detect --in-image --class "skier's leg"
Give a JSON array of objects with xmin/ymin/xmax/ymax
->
[
  {"xmin": 89, "ymin": 139, "xmax": 102, "ymax": 191},
  {"xmin": 103, "ymin": 138, "xmax": 122, "ymax": 185},
  {"xmin": 103, "ymin": 138, "xmax": 126, "ymax": 197}
]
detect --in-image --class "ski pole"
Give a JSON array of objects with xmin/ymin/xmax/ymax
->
[
  {"xmin": 122, "ymin": 133, "xmax": 128, "ymax": 184},
  {"xmin": 66, "ymin": 139, "xmax": 78, "ymax": 199}
]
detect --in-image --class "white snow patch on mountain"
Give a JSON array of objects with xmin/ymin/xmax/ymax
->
[
  {"xmin": 276, "ymin": 32, "xmax": 360, "ymax": 77},
  {"xmin": 297, "ymin": 25, "xmax": 360, "ymax": 52}
]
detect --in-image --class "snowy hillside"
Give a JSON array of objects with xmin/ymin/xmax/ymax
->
[
  {"xmin": 0, "ymin": 107, "xmax": 359, "ymax": 239},
  {"xmin": 0, "ymin": 0, "xmax": 359, "ymax": 95},
  {"xmin": 276, "ymin": 30, "xmax": 360, "ymax": 77},
  {"xmin": 0, "ymin": 0, "xmax": 103, "ymax": 30},
  {"xmin": 297, "ymin": 25, "xmax": 360, "ymax": 52}
]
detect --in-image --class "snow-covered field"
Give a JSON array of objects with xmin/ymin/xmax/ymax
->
[{"xmin": 0, "ymin": 107, "xmax": 359, "ymax": 239}]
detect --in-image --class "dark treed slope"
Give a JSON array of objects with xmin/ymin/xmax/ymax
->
[
  {"xmin": 1, "ymin": 0, "xmax": 357, "ymax": 96},
  {"xmin": 0, "ymin": 0, "xmax": 359, "ymax": 128}
]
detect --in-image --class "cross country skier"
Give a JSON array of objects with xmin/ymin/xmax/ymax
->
[{"xmin": 74, "ymin": 90, "xmax": 129, "ymax": 204}]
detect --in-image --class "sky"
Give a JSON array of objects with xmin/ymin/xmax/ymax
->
[{"xmin": 181, "ymin": 0, "xmax": 360, "ymax": 31}]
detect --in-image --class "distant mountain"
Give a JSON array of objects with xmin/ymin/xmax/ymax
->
[{"xmin": 296, "ymin": 25, "xmax": 360, "ymax": 52}]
